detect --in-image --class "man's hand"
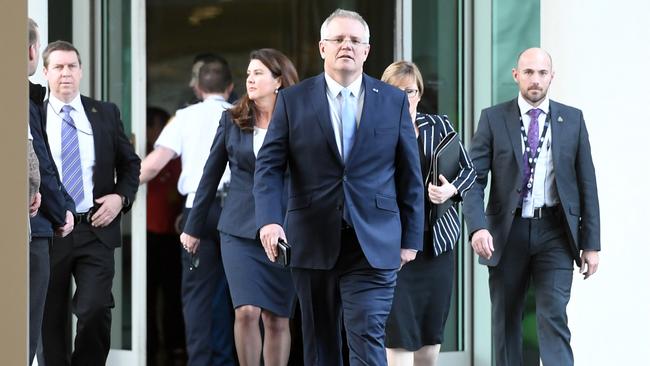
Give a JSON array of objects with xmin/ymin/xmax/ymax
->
[
  {"xmin": 180, "ymin": 233, "xmax": 200, "ymax": 254},
  {"xmin": 259, "ymin": 224, "xmax": 286, "ymax": 262},
  {"xmin": 428, "ymin": 175, "xmax": 457, "ymax": 204},
  {"xmin": 400, "ymin": 249, "xmax": 417, "ymax": 269},
  {"xmin": 55, "ymin": 210, "xmax": 74, "ymax": 237},
  {"xmin": 91, "ymin": 194, "xmax": 123, "ymax": 228},
  {"xmin": 29, "ymin": 192, "xmax": 41, "ymax": 217},
  {"xmin": 580, "ymin": 250, "xmax": 599, "ymax": 279},
  {"xmin": 471, "ymin": 229, "xmax": 494, "ymax": 259}
]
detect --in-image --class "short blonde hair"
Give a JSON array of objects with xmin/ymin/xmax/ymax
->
[{"xmin": 381, "ymin": 61, "xmax": 424, "ymax": 97}]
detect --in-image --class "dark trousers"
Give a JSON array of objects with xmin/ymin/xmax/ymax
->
[
  {"xmin": 146, "ymin": 231, "xmax": 185, "ymax": 363},
  {"xmin": 292, "ymin": 228, "xmax": 397, "ymax": 366},
  {"xmin": 181, "ymin": 203, "xmax": 235, "ymax": 366},
  {"xmin": 29, "ymin": 237, "xmax": 51, "ymax": 364},
  {"xmin": 42, "ymin": 223, "xmax": 115, "ymax": 366},
  {"xmin": 489, "ymin": 210, "xmax": 575, "ymax": 366}
]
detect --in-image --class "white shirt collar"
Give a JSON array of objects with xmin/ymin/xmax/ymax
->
[
  {"xmin": 48, "ymin": 93, "xmax": 92, "ymax": 134},
  {"xmin": 203, "ymin": 94, "xmax": 226, "ymax": 102},
  {"xmin": 324, "ymin": 72, "xmax": 363, "ymax": 98},
  {"xmin": 517, "ymin": 93, "xmax": 550, "ymax": 116},
  {"xmin": 49, "ymin": 93, "xmax": 83, "ymax": 116}
]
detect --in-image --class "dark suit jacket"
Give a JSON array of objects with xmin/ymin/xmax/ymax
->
[
  {"xmin": 184, "ymin": 111, "xmax": 287, "ymax": 239},
  {"xmin": 29, "ymin": 82, "xmax": 75, "ymax": 237},
  {"xmin": 45, "ymin": 95, "xmax": 141, "ymax": 247},
  {"xmin": 254, "ymin": 73, "xmax": 424, "ymax": 270},
  {"xmin": 464, "ymin": 98, "xmax": 600, "ymax": 266}
]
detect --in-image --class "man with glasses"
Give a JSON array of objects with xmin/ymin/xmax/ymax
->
[{"xmin": 254, "ymin": 8, "xmax": 423, "ymax": 366}]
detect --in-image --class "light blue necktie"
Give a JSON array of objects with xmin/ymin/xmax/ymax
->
[
  {"xmin": 60, "ymin": 105, "xmax": 85, "ymax": 206},
  {"xmin": 340, "ymin": 88, "xmax": 356, "ymax": 162}
]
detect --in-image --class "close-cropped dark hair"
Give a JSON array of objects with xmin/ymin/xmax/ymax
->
[
  {"xmin": 28, "ymin": 18, "xmax": 38, "ymax": 47},
  {"xmin": 42, "ymin": 40, "xmax": 82, "ymax": 68},
  {"xmin": 198, "ymin": 60, "xmax": 232, "ymax": 94},
  {"xmin": 231, "ymin": 48, "xmax": 299, "ymax": 132}
]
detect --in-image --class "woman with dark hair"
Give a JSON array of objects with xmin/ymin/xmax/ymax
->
[
  {"xmin": 181, "ymin": 48, "xmax": 298, "ymax": 366},
  {"xmin": 381, "ymin": 61, "xmax": 476, "ymax": 366}
]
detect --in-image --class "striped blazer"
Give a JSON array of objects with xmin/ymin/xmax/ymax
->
[{"xmin": 416, "ymin": 113, "xmax": 476, "ymax": 255}]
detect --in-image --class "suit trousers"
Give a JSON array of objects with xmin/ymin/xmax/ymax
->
[
  {"xmin": 488, "ymin": 209, "xmax": 575, "ymax": 366},
  {"xmin": 29, "ymin": 237, "xmax": 51, "ymax": 364},
  {"xmin": 42, "ymin": 222, "xmax": 115, "ymax": 366},
  {"xmin": 180, "ymin": 203, "xmax": 235, "ymax": 366},
  {"xmin": 292, "ymin": 227, "xmax": 397, "ymax": 366}
]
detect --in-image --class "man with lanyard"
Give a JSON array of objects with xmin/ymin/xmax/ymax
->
[{"xmin": 464, "ymin": 47, "xmax": 601, "ymax": 365}]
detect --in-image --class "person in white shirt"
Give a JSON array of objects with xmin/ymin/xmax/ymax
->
[
  {"xmin": 464, "ymin": 48, "xmax": 600, "ymax": 366},
  {"xmin": 139, "ymin": 57, "xmax": 236, "ymax": 366},
  {"xmin": 40, "ymin": 40, "xmax": 140, "ymax": 366}
]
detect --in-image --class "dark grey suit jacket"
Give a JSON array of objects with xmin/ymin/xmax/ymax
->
[{"xmin": 464, "ymin": 98, "xmax": 600, "ymax": 266}]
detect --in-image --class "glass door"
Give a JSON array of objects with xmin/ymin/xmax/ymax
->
[
  {"xmin": 406, "ymin": 0, "xmax": 472, "ymax": 364},
  {"xmin": 96, "ymin": 0, "xmax": 147, "ymax": 364}
]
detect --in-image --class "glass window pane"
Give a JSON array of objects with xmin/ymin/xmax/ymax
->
[{"xmin": 412, "ymin": 0, "xmax": 462, "ymax": 353}]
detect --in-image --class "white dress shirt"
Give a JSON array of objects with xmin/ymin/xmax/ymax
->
[
  {"xmin": 517, "ymin": 93, "xmax": 559, "ymax": 216},
  {"xmin": 46, "ymin": 94, "xmax": 96, "ymax": 213},
  {"xmin": 324, "ymin": 73, "xmax": 364, "ymax": 158},
  {"xmin": 253, "ymin": 126, "xmax": 268, "ymax": 158},
  {"xmin": 155, "ymin": 95, "xmax": 232, "ymax": 208}
]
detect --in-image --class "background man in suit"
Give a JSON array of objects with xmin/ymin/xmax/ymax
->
[
  {"xmin": 27, "ymin": 19, "xmax": 76, "ymax": 365},
  {"xmin": 40, "ymin": 40, "xmax": 141, "ymax": 365},
  {"xmin": 254, "ymin": 9, "xmax": 423, "ymax": 366},
  {"xmin": 140, "ymin": 59, "xmax": 235, "ymax": 366},
  {"xmin": 463, "ymin": 47, "xmax": 600, "ymax": 365}
]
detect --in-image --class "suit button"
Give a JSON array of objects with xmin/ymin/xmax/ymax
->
[
  {"xmin": 516, "ymin": 188, "xmax": 522, "ymax": 193},
  {"xmin": 511, "ymin": 209, "xmax": 516, "ymax": 214},
  {"xmin": 343, "ymin": 175, "xmax": 348, "ymax": 182}
]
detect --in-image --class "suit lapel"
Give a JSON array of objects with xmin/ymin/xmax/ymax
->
[
  {"xmin": 309, "ymin": 75, "xmax": 343, "ymax": 165},
  {"xmin": 347, "ymin": 74, "xmax": 376, "ymax": 162},
  {"xmin": 238, "ymin": 126, "xmax": 256, "ymax": 172},
  {"xmin": 81, "ymin": 96, "xmax": 102, "ymax": 194},
  {"xmin": 417, "ymin": 116, "xmax": 435, "ymax": 181},
  {"xmin": 81, "ymin": 96, "xmax": 102, "ymax": 153},
  {"xmin": 549, "ymin": 100, "xmax": 563, "ymax": 168},
  {"xmin": 504, "ymin": 99, "xmax": 524, "ymax": 174}
]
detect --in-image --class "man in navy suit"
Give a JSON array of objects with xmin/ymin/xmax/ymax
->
[
  {"xmin": 254, "ymin": 9, "xmax": 424, "ymax": 366},
  {"xmin": 27, "ymin": 19, "xmax": 76, "ymax": 365},
  {"xmin": 40, "ymin": 40, "xmax": 141, "ymax": 366},
  {"xmin": 464, "ymin": 48, "xmax": 600, "ymax": 365}
]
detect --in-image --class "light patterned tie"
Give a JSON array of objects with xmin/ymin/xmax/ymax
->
[
  {"xmin": 60, "ymin": 105, "xmax": 85, "ymax": 206},
  {"xmin": 340, "ymin": 88, "xmax": 356, "ymax": 162}
]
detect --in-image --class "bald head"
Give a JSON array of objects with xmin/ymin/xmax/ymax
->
[
  {"xmin": 516, "ymin": 48, "xmax": 553, "ymax": 71},
  {"xmin": 512, "ymin": 48, "xmax": 555, "ymax": 107}
]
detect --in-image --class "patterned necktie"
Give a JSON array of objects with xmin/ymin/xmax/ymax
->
[
  {"xmin": 522, "ymin": 108, "xmax": 542, "ymax": 195},
  {"xmin": 60, "ymin": 105, "xmax": 85, "ymax": 206},
  {"xmin": 340, "ymin": 88, "xmax": 356, "ymax": 162}
]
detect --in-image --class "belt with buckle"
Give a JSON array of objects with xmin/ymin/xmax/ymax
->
[
  {"xmin": 73, "ymin": 211, "xmax": 93, "ymax": 225},
  {"xmin": 514, "ymin": 206, "xmax": 557, "ymax": 220}
]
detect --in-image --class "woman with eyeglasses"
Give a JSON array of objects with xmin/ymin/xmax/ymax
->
[
  {"xmin": 381, "ymin": 61, "xmax": 476, "ymax": 366},
  {"xmin": 181, "ymin": 48, "xmax": 299, "ymax": 366}
]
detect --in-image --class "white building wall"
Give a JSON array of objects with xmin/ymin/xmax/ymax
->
[
  {"xmin": 28, "ymin": 0, "xmax": 47, "ymax": 87},
  {"xmin": 542, "ymin": 0, "xmax": 650, "ymax": 363}
]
